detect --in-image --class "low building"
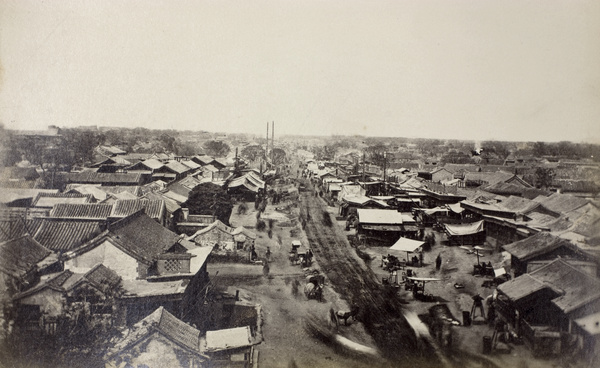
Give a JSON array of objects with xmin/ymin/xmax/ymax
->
[
  {"xmin": 496, "ymin": 259, "xmax": 600, "ymax": 357},
  {"xmin": 104, "ymin": 306, "xmax": 209, "ymax": 367},
  {"xmin": 63, "ymin": 211, "xmax": 195, "ymax": 280},
  {"xmin": 503, "ymin": 232, "xmax": 597, "ymax": 277},
  {"xmin": 187, "ymin": 220, "xmax": 256, "ymax": 255},
  {"xmin": 356, "ymin": 209, "xmax": 417, "ymax": 242}
]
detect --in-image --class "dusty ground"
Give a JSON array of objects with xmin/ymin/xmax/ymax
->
[
  {"xmin": 213, "ymin": 168, "xmax": 579, "ymax": 368},
  {"xmin": 214, "ymin": 197, "xmax": 377, "ymax": 368}
]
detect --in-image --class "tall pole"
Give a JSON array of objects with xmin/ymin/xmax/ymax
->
[
  {"xmin": 271, "ymin": 121, "xmax": 275, "ymax": 164},
  {"xmin": 383, "ymin": 152, "xmax": 387, "ymax": 195},
  {"xmin": 266, "ymin": 122, "xmax": 269, "ymax": 165},
  {"xmin": 362, "ymin": 151, "xmax": 366, "ymax": 182}
]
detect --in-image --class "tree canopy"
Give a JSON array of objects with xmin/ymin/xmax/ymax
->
[
  {"xmin": 241, "ymin": 145, "xmax": 265, "ymax": 162},
  {"xmin": 203, "ymin": 140, "xmax": 230, "ymax": 157},
  {"xmin": 184, "ymin": 183, "xmax": 233, "ymax": 225}
]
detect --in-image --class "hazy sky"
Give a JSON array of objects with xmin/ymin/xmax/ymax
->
[{"xmin": 1, "ymin": 0, "xmax": 599, "ymax": 143}]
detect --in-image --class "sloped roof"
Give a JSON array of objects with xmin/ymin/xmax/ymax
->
[
  {"xmin": 0, "ymin": 236, "xmax": 55, "ymax": 277},
  {"xmin": 65, "ymin": 184, "xmax": 109, "ymax": 202},
  {"xmin": 32, "ymin": 192, "xmax": 93, "ymax": 208},
  {"xmin": 110, "ymin": 199, "xmax": 165, "ymax": 220},
  {"xmin": 228, "ymin": 172, "xmax": 265, "ymax": 193},
  {"xmin": 50, "ymin": 203, "xmax": 114, "ymax": 219},
  {"xmin": 107, "ymin": 211, "xmax": 180, "ymax": 263},
  {"xmin": 79, "ymin": 264, "xmax": 121, "ymax": 291},
  {"xmin": 533, "ymin": 193, "xmax": 591, "ymax": 215},
  {"xmin": 105, "ymin": 306, "xmax": 205, "ymax": 360},
  {"xmin": 13, "ymin": 270, "xmax": 74, "ymax": 300},
  {"xmin": 499, "ymin": 258, "xmax": 600, "ymax": 314},
  {"xmin": 499, "ymin": 196, "xmax": 540, "ymax": 213},
  {"xmin": 194, "ymin": 155, "xmax": 215, "ymax": 165},
  {"xmin": 205, "ymin": 326, "xmax": 252, "ymax": 352},
  {"xmin": 0, "ymin": 189, "xmax": 59, "ymax": 205},
  {"xmin": 180, "ymin": 160, "xmax": 202, "ymax": 170},
  {"xmin": 177, "ymin": 176, "xmax": 202, "ymax": 190},
  {"xmin": 144, "ymin": 192, "xmax": 181, "ymax": 214},
  {"xmin": 67, "ymin": 172, "xmax": 144, "ymax": 185},
  {"xmin": 98, "ymin": 145, "xmax": 126, "ymax": 155},
  {"xmin": 166, "ymin": 160, "xmax": 192, "ymax": 174},
  {"xmin": 463, "ymin": 171, "xmax": 515, "ymax": 186},
  {"xmin": 357, "ymin": 209, "xmax": 404, "ymax": 225},
  {"xmin": 138, "ymin": 158, "xmax": 165, "ymax": 170},
  {"xmin": 502, "ymin": 231, "xmax": 578, "ymax": 261},
  {"xmin": 188, "ymin": 220, "xmax": 256, "ymax": 242},
  {"xmin": 163, "ymin": 190, "xmax": 189, "ymax": 204},
  {"xmin": 33, "ymin": 219, "xmax": 105, "ymax": 252},
  {"xmin": 0, "ymin": 214, "xmax": 44, "ymax": 242}
]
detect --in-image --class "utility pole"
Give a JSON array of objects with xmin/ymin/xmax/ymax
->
[
  {"xmin": 271, "ymin": 121, "xmax": 275, "ymax": 165},
  {"xmin": 265, "ymin": 122, "xmax": 269, "ymax": 171},
  {"xmin": 362, "ymin": 151, "xmax": 366, "ymax": 182},
  {"xmin": 383, "ymin": 151, "xmax": 387, "ymax": 195}
]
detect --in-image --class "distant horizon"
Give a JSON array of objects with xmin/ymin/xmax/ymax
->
[
  {"xmin": 5, "ymin": 122, "xmax": 599, "ymax": 146},
  {"xmin": 1, "ymin": 1, "xmax": 599, "ymax": 144}
]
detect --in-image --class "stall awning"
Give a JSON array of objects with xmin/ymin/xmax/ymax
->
[
  {"xmin": 444, "ymin": 220, "xmax": 484, "ymax": 236},
  {"xmin": 389, "ymin": 237, "xmax": 425, "ymax": 253},
  {"xmin": 362, "ymin": 225, "xmax": 403, "ymax": 232}
]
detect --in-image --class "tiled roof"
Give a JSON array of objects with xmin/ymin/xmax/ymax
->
[
  {"xmin": 50, "ymin": 203, "xmax": 114, "ymax": 219},
  {"xmin": 32, "ymin": 192, "xmax": 93, "ymax": 208},
  {"xmin": 110, "ymin": 199, "xmax": 165, "ymax": 220},
  {"xmin": 166, "ymin": 160, "xmax": 191, "ymax": 174},
  {"xmin": 188, "ymin": 220, "xmax": 256, "ymax": 242},
  {"xmin": 33, "ymin": 219, "xmax": 105, "ymax": 252},
  {"xmin": 499, "ymin": 259, "xmax": 600, "ymax": 314},
  {"xmin": 0, "ymin": 236, "xmax": 53, "ymax": 277},
  {"xmin": 99, "ymin": 186, "xmax": 141, "ymax": 196},
  {"xmin": 144, "ymin": 192, "xmax": 181, "ymax": 214},
  {"xmin": 108, "ymin": 211, "xmax": 179, "ymax": 263},
  {"xmin": 180, "ymin": 160, "xmax": 201, "ymax": 170},
  {"xmin": 0, "ymin": 216, "xmax": 44, "ymax": 242},
  {"xmin": 66, "ymin": 172, "xmax": 144, "ymax": 185},
  {"xmin": 140, "ymin": 159, "xmax": 165, "ymax": 170},
  {"xmin": 502, "ymin": 232, "xmax": 577, "ymax": 261},
  {"xmin": 75, "ymin": 264, "xmax": 121, "ymax": 291},
  {"xmin": 0, "ymin": 189, "xmax": 59, "ymax": 205},
  {"xmin": 105, "ymin": 306, "xmax": 204, "ymax": 360},
  {"xmin": 533, "ymin": 193, "xmax": 590, "ymax": 215},
  {"xmin": 463, "ymin": 171, "xmax": 515, "ymax": 186}
]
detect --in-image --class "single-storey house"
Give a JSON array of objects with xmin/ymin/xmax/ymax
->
[{"xmin": 496, "ymin": 259, "xmax": 600, "ymax": 357}]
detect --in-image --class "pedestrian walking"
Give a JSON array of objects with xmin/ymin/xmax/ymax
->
[
  {"xmin": 435, "ymin": 253, "xmax": 442, "ymax": 271},
  {"xmin": 471, "ymin": 294, "xmax": 486, "ymax": 320}
]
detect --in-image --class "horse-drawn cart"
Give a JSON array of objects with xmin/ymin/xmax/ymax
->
[{"xmin": 304, "ymin": 274, "xmax": 324, "ymax": 301}]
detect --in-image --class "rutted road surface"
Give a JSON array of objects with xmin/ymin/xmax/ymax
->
[{"xmin": 300, "ymin": 187, "xmax": 446, "ymax": 368}]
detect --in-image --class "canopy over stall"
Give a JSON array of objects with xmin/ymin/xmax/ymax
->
[
  {"xmin": 389, "ymin": 237, "xmax": 425, "ymax": 261},
  {"xmin": 444, "ymin": 220, "xmax": 485, "ymax": 246},
  {"xmin": 444, "ymin": 220, "xmax": 484, "ymax": 236}
]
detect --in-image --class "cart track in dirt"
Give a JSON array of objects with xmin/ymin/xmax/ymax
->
[{"xmin": 300, "ymin": 188, "xmax": 444, "ymax": 367}]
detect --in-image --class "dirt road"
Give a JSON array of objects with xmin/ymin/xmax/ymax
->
[{"xmin": 300, "ymin": 186, "xmax": 444, "ymax": 368}]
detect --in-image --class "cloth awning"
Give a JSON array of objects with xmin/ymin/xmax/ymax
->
[
  {"xmin": 444, "ymin": 220, "xmax": 484, "ymax": 236},
  {"xmin": 362, "ymin": 225, "xmax": 403, "ymax": 232},
  {"xmin": 422, "ymin": 207, "xmax": 448, "ymax": 216},
  {"xmin": 447, "ymin": 203, "xmax": 464, "ymax": 214},
  {"xmin": 389, "ymin": 237, "xmax": 425, "ymax": 253}
]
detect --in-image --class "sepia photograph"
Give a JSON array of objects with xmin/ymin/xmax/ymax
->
[{"xmin": 0, "ymin": 1, "xmax": 599, "ymax": 367}]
